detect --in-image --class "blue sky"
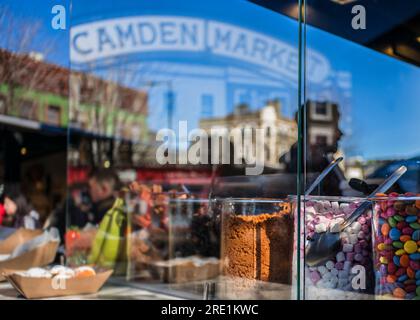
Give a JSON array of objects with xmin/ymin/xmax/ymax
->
[{"xmin": 1, "ymin": 0, "xmax": 419, "ymax": 161}]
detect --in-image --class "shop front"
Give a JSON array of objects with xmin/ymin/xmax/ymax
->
[{"xmin": 0, "ymin": 0, "xmax": 419, "ymax": 301}]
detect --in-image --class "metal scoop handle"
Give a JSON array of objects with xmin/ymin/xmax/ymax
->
[
  {"xmin": 341, "ymin": 165, "xmax": 407, "ymax": 230},
  {"xmin": 305, "ymin": 157, "xmax": 344, "ymax": 196}
]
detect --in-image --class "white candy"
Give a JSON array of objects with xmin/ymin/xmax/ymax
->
[
  {"xmin": 317, "ymin": 266, "xmax": 328, "ymax": 275},
  {"xmin": 326, "ymin": 260, "xmax": 335, "ymax": 270},
  {"xmin": 305, "ymin": 206, "xmax": 317, "ymax": 215},
  {"xmin": 338, "ymin": 278, "xmax": 348, "ymax": 288},
  {"xmin": 344, "ymin": 206, "xmax": 353, "ymax": 215},
  {"xmin": 306, "ymin": 214, "xmax": 314, "ymax": 222},
  {"xmin": 336, "ymin": 251, "xmax": 345, "ymax": 262},
  {"xmin": 322, "ymin": 272, "xmax": 332, "ymax": 280},
  {"xmin": 351, "ymin": 222, "xmax": 362, "ymax": 233},
  {"xmin": 340, "ymin": 203, "xmax": 349, "ymax": 210},
  {"xmin": 331, "ymin": 268, "xmax": 339, "ymax": 276},
  {"xmin": 338, "ymin": 270, "xmax": 349, "ymax": 279},
  {"xmin": 335, "ymin": 217, "xmax": 345, "ymax": 224},
  {"xmin": 343, "ymin": 243, "xmax": 353, "ymax": 253},
  {"xmin": 318, "ymin": 216, "xmax": 331, "ymax": 225},
  {"xmin": 329, "ymin": 276, "xmax": 338, "ymax": 285},
  {"xmin": 349, "ymin": 234, "xmax": 359, "ymax": 244},
  {"xmin": 314, "ymin": 202, "xmax": 324, "ymax": 213},
  {"xmin": 323, "ymin": 201, "xmax": 332, "ymax": 210},
  {"xmin": 331, "ymin": 202, "xmax": 339, "ymax": 212},
  {"xmin": 343, "ymin": 261, "xmax": 352, "ymax": 271},
  {"xmin": 315, "ymin": 223, "xmax": 327, "ymax": 233},
  {"xmin": 316, "ymin": 279, "xmax": 326, "ymax": 288}
]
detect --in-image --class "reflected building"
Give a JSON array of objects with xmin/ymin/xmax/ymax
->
[
  {"xmin": 305, "ymin": 100, "xmax": 341, "ymax": 152},
  {"xmin": 199, "ymin": 100, "xmax": 297, "ymax": 170}
]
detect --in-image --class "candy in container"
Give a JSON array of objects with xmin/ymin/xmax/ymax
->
[
  {"xmin": 371, "ymin": 194, "xmax": 420, "ymax": 300},
  {"xmin": 291, "ymin": 196, "xmax": 375, "ymax": 300}
]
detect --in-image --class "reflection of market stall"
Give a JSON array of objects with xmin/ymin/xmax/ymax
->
[{"xmin": 0, "ymin": 49, "xmax": 69, "ymax": 224}]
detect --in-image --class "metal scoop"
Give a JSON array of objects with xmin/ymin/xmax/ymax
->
[
  {"xmin": 305, "ymin": 165, "xmax": 407, "ymax": 267},
  {"xmin": 305, "ymin": 157, "xmax": 344, "ymax": 196}
]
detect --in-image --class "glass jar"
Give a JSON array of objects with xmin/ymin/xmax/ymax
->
[
  {"xmin": 371, "ymin": 194, "xmax": 420, "ymax": 300},
  {"xmin": 219, "ymin": 198, "xmax": 294, "ymax": 299},
  {"xmin": 290, "ymin": 196, "xmax": 374, "ymax": 300}
]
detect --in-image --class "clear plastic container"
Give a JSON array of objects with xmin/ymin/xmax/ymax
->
[
  {"xmin": 371, "ymin": 194, "xmax": 420, "ymax": 300},
  {"xmin": 219, "ymin": 198, "xmax": 294, "ymax": 299},
  {"xmin": 290, "ymin": 195, "xmax": 374, "ymax": 300},
  {"xmin": 128, "ymin": 194, "xmax": 219, "ymax": 285}
]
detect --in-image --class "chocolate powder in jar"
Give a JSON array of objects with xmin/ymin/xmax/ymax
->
[{"xmin": 222, "ymin": 209, "xmax": 293, "ymax": 284}]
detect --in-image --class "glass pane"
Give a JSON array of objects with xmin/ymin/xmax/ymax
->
[
  {"xmin": 0, "ymin": 1, "xmax": 69, "ymax": 238},
  {"xmin": 68, "ymin": 0, "xmax": 300, "ymax": 299},
  {"xmin": 301, "ymin": 1, "xmax": 420, "ymax": 300}
]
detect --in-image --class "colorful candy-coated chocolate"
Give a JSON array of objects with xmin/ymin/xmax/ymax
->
[
  {"xmin": 374, "ymin": 194, "xmax": 420, "ymax": 299},
  {"xmin": 389, "ymin": 228, "xmax": 401, "ymax": 240},
  {"xmin": 406, "ymin": 206, "xmax": 418, "ymax": 215},
  {"xmin": 398, "ymin": 275, "xmax": 408, "ymax": 282},
  {"xmin": 394, "ymin": 215, "xmax": 405, "ymax": 222},
  {"xmin": 406, "ymin": 293, "xmax": 416, "ymax": 299},
  {"xmin": 388, "ymin": 217, "xmax": 397, "ymax": 228},
  {"xmin": 404, "ymin": 279, "xmax": 416, "ymax": 285},
  {"xmin": 388, "ymin": 262, "xmax": 397, "ymax": 274},
  {"xmin": 377, "ymin": 243, "xmax": 389, "ymax": 251},
  {"xmin": 409, "ymin": 222, "xmax": 420, "ymax": 230},
  {"xmin": 393, "ymin": 201, "xmax": 405, "ymax": 211},
  {"xmin": 393, "ymin": 287, "xmax": 406, "ymax": 299},
  {"xmin": 406, "ymin": 216, "xmax": 417, "ymax": 223},
  {"xmin": 381, "ymin": 223, "xmax": 390, "ymax": 236},
  {"xmin": 400, "ymin": 254, "xmax": 410, "ymax": 267},
  {"xmin": 379, "ymin": 256, "xmax": 388, "ymax": 264},
  {"xmin": 410, "ymin": 253, "xmax": 420, "ymax": 261},
  {"xmin": 400, "ymin": 235, "xmax": 411, "ymax": 243},
  {"xmin": 393, "ymin": 255, "xmax": 401, "ymax": 266},
  {"xmin": 410, "ymin": 261, "xmax": 420, "ymax": 270},
  {"xmin": 395, "ymin": 249, "xmax": 406, "ymax": 256},
  {"xmin": 404, "ymin": 240, "xmax": 418, "ymax": 254},
  {"xmin": 402, "ymin": 227, "xmax": 414, "ymax": 235},
  {"xmin": 405, "ymin": 285, "xmax": 416, "ymax": 293},
  {"xmin": 407, "ymin": 267, "xmax": 415, "ymax": 279},
  {"xmin": 396, "ymin": 267, "xmax": 407, "ymax": 277},
  {"xmin": 393, "ymin": 241, "xmax": 404, "ymax": 249},
  {"xmin": 379, "ymin": 264, "xmax": 387, "ymax": 275}
]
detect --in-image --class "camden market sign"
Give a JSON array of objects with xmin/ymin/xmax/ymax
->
[{"xmin": 70, "ymin": 16, "xmax": 330, "ymax": 84}]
